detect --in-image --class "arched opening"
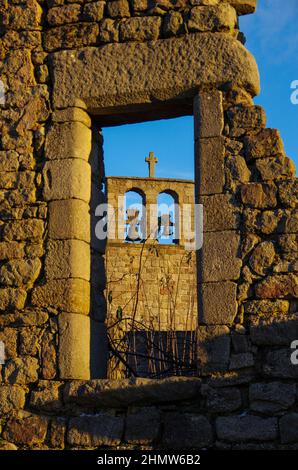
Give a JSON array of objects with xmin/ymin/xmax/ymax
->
[
  {"xmin": 124, "ymin": 189, "xmax": 146, "ymax": 242},
  {"xmin": 157, "ymin": 191, "xmax": 179, "ymax": 244}
]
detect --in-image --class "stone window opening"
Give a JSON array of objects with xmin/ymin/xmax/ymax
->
[{"xmin": 96, "ymin": 112, "xmax": 198, "ymax": 379}]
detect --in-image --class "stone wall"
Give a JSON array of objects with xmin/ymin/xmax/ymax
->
[{"xmin": 0, "ymin": 0, "xmax": 297, "ymax": 450}]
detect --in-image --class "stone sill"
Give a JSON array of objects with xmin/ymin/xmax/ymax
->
[{"xmin": 64, "ymin": 376, "xmax": 201, "ymax": 408}]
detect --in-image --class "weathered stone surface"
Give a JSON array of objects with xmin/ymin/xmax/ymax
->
[
  {"xmin": 51, "ymin": 33, "xmax": 260, "ymax": 109},
  {"xmin": 47, "ymin": 5, "xmax": 81, "ymax": 26},
  {"xmin": 3, "ymin": 416, "xmax": 48, "ymax": 446},
  {"xmin": 50, "ymin": 418, "xmax": 67, "ymax": 449},
  {"xmin": 279, "ymin": 414, "xmax": 298, "ymax": 444},
  {"xmin": 197, "ymin": 325, "xmax": 230, "ymax": 372},
  {"xmin": 4, "ymin": 357, "xmax": 39, "ymax": 385},
  {"xmin": 250, "ymin": 315, "xmax": 298, "ymax": 346},
  {"xmin": 201, "ymin": 194, "xmax": 240, "ymax": 231},
  {"xmin": 44, "ymin": 23, "xmax": 99, "ymax": 51},
  {"xmin": 32, "ymin": 278, "xmax": 90, "ymax": 314},
  {"xmin": 225, "ymin": 154, "xmax": 251, "ymax": 190},
  {"xmin": 107, "ymin": 0, "xmax": 130, "ymax": 18},
  {"xmin": 249, "ymin": 241, "xmax": 276, "ymax": 275},
  {"xmin": 284, "ymin": 209, "xmax": 298, "ymax": 233},
  {"xmin": 250, "ymin": 382, "xmax": 296, "ymax": 414},
  {"xmin": 163, "ymin": 11, "xmax": 184, "ymax": 36},
  {"xmin": 244, "ymin": 129, "xmax": 285, "ymax": 159},
  {"xmin": 241, "ymin": 183, "xmax": 277, "ymax": 208},
  {"xmin": 120, "ymin": 17, "xmax": 161, "ymax": 42},
  {"xmin": 278, "ymin": 179, "xmax": 298, "ymax": 208},
  {"xmin": 0, "ymin": 385, "xmax": 26, "ymax": 414},
  {"xmin": 41, "ymin": 330, "xmax": 57, "ymax": 380},
  {"xmin": 0, "ymin": 0, "xmax": 42, "ymax": 30},
  {"xmin": 48, "ymin": 199, "xmax": 90, "ymax": 242},
  {"xmin": 216, "ymin": 415, "xmax": 278, "ymax": 442},
  {"xmin": 279, "ymin": 234, "xmax": 298, "ymax": 253},
  {"xmin": 98, "ymin": 18, "xmax": 119, "ymax": 42},
  {"xmin": 255, "ymin": 155, "xmax": 295, "ymax": 181},
  {"xmin": 226, "ymin": 105, "xmax": 266, "ymax": 136},
  {"xmin": 19, "ymin": 327, "xmax": 41, "ymax": 356},
  {"xmin": 45, "ymin": 122, "xmax": 91, "ymax": 161},
  {"xmin": 43, "ymin": 159, "xmax": 91, "ymax": 202},
  {"xmin": 229, "ymin": 352, "xmax": 254, "ymax": 369},
  {"xmin": 0, "ymin": 258, "xmax": 41, "ymax": 287},
  {"xmin": 45, "ymin": 239, "xmax": 90, "ymax": 281},
  {"xmin": 200, "ymin": 232, "xmax": 241, "ymax": 282},
  {"xmin": 194, "ymin": 91, "xmax": 224, "ymax": 139},
  {"xmin": 0, "ymin": 242, "xmax": 25, "ymax": 261},
  {"xmin": 0, "ymin": 151, "xmax": 19, "ymax": 172},
  {"xmin": 227, "ymin": 0, "xmax": 256, "ymax": 15},
  {"xmin": 255, "ymin": 274, "xmax": 298, "ymax": 299},
  {"xmin": 30, "ymin": 381, "xmax": 62, "ymax": 412},
  {"xmin": 58, "ymin": 313, "xmax": 91, "ymax": 380},
  {"xmin": 0, "ymin": 288, "xmax": 27, "ymax": 311},
  {"xmin": 231, "ymin": 327, "xmax": 249, "ymax": 353},
  {"xmin": 199, "ymin": 282, "xmax": 237, "ymax": 325},
  {"xmin": 244, "ymin": 299, "xmax": 289, "ymax": 317},
  {"xmin": 263, "ymin": 348, "xmax": 298, "ymax": 379},
  {"xmin": 125, "ymin": 407, "xmax": 160, "ymax": 444},
  {"xmin": 67, "ymin": 414, "xmax": 124, "ymax": 447},
  {"xmin": 64, "ymin": 377, "xmax": 201, "ymax": 406},
  {"xmin": 83, "ymin": 1, "xmax": 105, "ymax": 21},
  {"xmin": 202, "ymin": 385, "xmax": 241, "ymax": 413},
  {"xmin": 188, "ymin": 4, "xmax": 237, "ymax": 32},
  {"xmin": 0, "ymin": 328, "xmax": 18, "ymax": 359},
  {"xmin": 162, "ymin": 413, "xmax": 213, "ymax": 449},
  {"xmin": 195, "ymin": 137, "xmax": 225, "ymax": 195},
  {"xmin": 2, "ymin": 220, "xmax": 44, "ymax": 241},
  {"xmin": 131, "ymin": 0, "xmax": 150, "ymax": 12},
  {"xmin": 52, "ymin": 107, "xmax": 91, "ymax": 128},
  {"xmin": 0, "ymin": 309, "xmax": 49, "ymax": 329}
]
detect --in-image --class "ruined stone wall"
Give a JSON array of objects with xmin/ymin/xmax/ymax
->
[{"xmin": 0, "ymin": 0, "xmax": 297, "ymax": 451}]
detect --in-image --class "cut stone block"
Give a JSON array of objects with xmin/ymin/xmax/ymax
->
[
  {"xmin": 197, "ymin": 325, "xmax": 230, "ymax": 373},
  {"xmin": 195, "ymin": 137, "xmax": 225, "ymax": 195},
  {"xmin": 200, "ymin": 194, "xmax": 240, "ymax": 231},
  {"xmin": 45, "ymin": 122, "xmax": 91, "ymax": 161},
  {"xmin": 51, "ymin": 33, "xmax": 260, "ymax": 109},
  {"xmin": 194, "ymin": 91, "xmax": 224, "ymax": 139},
  {"xmin": 48, "ymin": 199, "xmax": 90, "ymax": 242},
  {"xmin": 43, "ymin": 159, "xmax": 91, "ymax": 202},
  {"xmin": 45, "ymin": 239, "xmax": 90, "ymax": 281},
  {"xmin": 199, "ymin": 282, "xmax": 237, "ymax": 325},
  {"xmin": 32, "ymin": 278, "xmax": 90, "ymax": 314},
  {"xmin": 58, "ymin": 312, "xmax": 90, "ymax": 380},
  {"xmin": 199, "ymin": 231, "xmax": 241, "ymax": 282}
]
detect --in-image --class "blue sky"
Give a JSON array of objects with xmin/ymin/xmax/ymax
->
[{"xmin": 103, "ymin": 0, "xmax": 298, "ymax": 179}]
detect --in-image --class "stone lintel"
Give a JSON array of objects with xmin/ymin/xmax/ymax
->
[{"xmin": 50, "ymin": 33, "xmax": 260, "ymax": 110}]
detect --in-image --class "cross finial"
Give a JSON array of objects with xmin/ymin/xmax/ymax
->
[{"xmin": 145, "ymin": 151, "xmax": 158, "ymax": 178}]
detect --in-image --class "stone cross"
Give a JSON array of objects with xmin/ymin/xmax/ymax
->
[{"xmin": 145, "ymin": 151, "xmax": 158, "ymax": 178}]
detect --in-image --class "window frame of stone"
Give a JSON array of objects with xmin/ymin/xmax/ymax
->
[{"xmin": 43, "ymin": 32, "xmax": 254, "ymax": 379}]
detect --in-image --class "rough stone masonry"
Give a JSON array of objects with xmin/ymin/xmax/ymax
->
[{"xmin": 0, "ymin": 0, "xmax": 297, "ymax": 450}]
